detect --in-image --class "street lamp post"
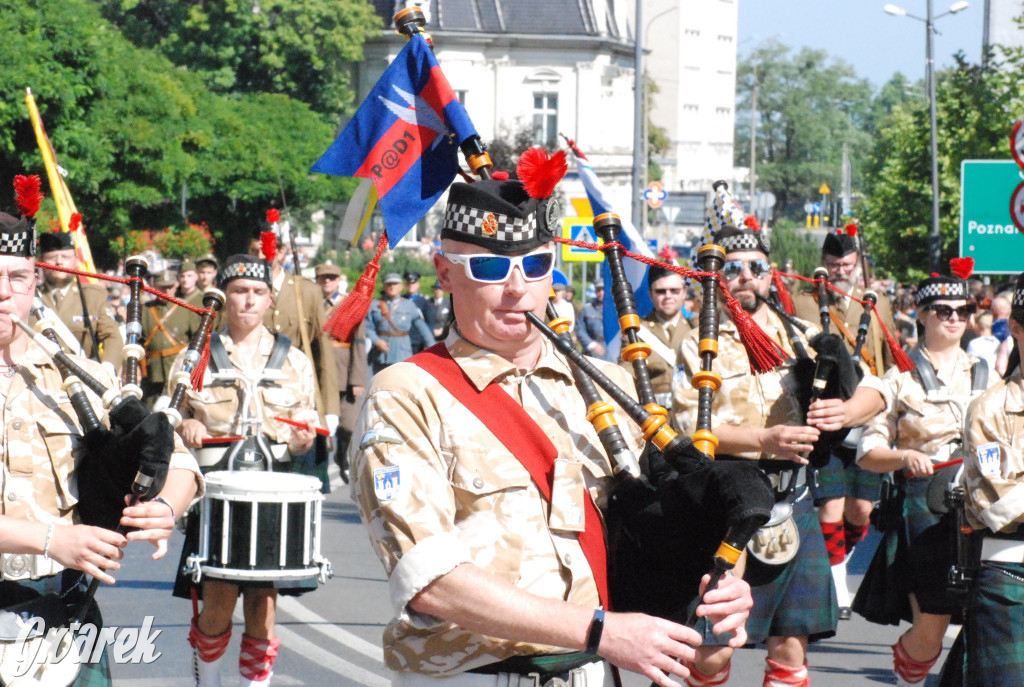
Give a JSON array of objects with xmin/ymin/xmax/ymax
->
[{"xmin": 883, "ymin": 1, "xmax": 968, "ymax": 273}]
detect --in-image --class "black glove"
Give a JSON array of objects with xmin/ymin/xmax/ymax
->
[{"xmin": 76, "ymin": 398, "xmax": 174, "ymax": 530}]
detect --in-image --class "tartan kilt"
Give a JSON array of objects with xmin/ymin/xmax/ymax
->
[
  {"xmin": 965, "ymin": 562, "xmax": 1024, "ymax": 687},
  {"xmin": 811, "ymin": 453, "xmax": 884, "ymax": 504},
  {"xmin": 903, "ymin": 476, "xmax": 962, "ymax": 619},
  {"xmin": 695, "ymin": 499, "xmax": 838, "ymax": 646}
]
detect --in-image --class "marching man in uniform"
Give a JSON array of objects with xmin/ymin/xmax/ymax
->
[
  {"xmin": 365, "ymin": 272, "xmax": 435, "ymax": 374},
  {"xmin": 627, "ymin": 264, "xmax": 691, "ymax": 413},
  {"xmin": 171, "ymin": 252, "xmax": 319, "ymax": 687},
  {"xmin": 350, "ymin": 167, "xmax": 753, "ymax": 687}
]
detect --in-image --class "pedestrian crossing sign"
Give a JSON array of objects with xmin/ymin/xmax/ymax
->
[{"xmin": 561, "ymin": 218, "xmax": 604, "ymax": 263}]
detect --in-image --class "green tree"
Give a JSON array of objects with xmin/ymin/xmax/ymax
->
[
  {"xmin": 736, "ymin": 41, "xmax": 875, "ymax": 220},
  {"xmin": 769, "ymin": 220, "xmax": 821, "ymax": 278},
  {"xmin": 859, "ymin": 53, "xmax": 1014, "ymax": 281},
  {"xmin": 0, "ymin": 0, "xmax": 361, "ymax": 266},
  {"xmin": 101, "ymin": 0, "xmax": 380, "ymax": 119}
]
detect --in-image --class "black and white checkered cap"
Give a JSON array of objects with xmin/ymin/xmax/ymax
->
[
  {"xmin": 1013, "ymin": 273, "xmax": 1024, "ymax": 311},
  {"xmin": 442, "ymin": 180, "xmax": 556, "ymax": 254},
  {"xmin": 714, "ymin": 224, "xmax": 770, "ymax": 256},
  {"xmin": 0, "ymin": 212, "xmax": 33, "ymax": 258},
  {"xmin": 218, "ymin": 254, "xmax": 272, "ymax": 288},
  {"xmin": 915, "ymin": 276, "xmax": 969, "ymax": 306}
]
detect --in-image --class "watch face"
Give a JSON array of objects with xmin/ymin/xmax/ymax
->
[{"xmin": 544, "ymin": 199, "xmax": 562, "ymax": 233}]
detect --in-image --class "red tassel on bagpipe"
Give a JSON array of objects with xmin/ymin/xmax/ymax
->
[
  {"xmin": 720, "ymin": 287, "xmax": 789, "ymax": 374},
  {"xmin": 190, "ymin": 335, "xmax": 212, "ymax": 392},
  {"xmin": 772, "ymin": 270, "xmax": 796, "ymax": 315},
  {"xmin": 324, "ymin": 231, "xmax": 390, "ymax": 342}
]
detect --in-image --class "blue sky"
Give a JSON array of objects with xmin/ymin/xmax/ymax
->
[{"xmin": 738, "ymin": 0, "xmax": 985, "ymax": 89}]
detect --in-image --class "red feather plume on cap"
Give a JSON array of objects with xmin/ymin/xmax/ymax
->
[
  {"xmin": 845, "ymin": 222, "xmax": 858, "ymax": 238},
  {"xmin": 260, "ymin": 231, "xmax": 277, "ymax": 262},
  {"xmin": 950, "ymin": 257, "xmax": 975, "ymax": 280},
  {"xmin": 13, "ymin": 175, "xmax": 43, "ymax": 218},
  {"xmin": 744, "ymin": 215, "xmax": 761, "ymax": 231},
  {"xmin": 266, "ymin": 208, "xmax": 280, "ymax": 225},
  {"xmin": 69, "ymin": 213, "xmax": 82, "ymax": 232},
  {"xmin": 516, "ymin": 147, "xmax": 567, "ymax": 199}
]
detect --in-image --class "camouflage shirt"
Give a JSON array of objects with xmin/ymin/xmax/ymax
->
[
  {"xmin": 2, "ymin": 340, "xmax": 200, "ymax": 577},
  {"xmin": 857, "ymin": 347, "xmax": 990, "ymax": 464},
  {"xmin": 168, "ymin": 327, "xmax": 319, "ymax": 443},
  {"xmin": 962, "ymin": 367, "xmax": 1024, "ymax": 534},
  {"xmin": 672, "ymin": 308, "xmax": 808, "ymax": 459},
  {"xmin": 349, "ymin": 332, "xmax": 644, "ymax": 675}
]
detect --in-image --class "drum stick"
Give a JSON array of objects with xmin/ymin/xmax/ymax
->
[
  {"xmin": 274, "ymin": 416, "xmax": 331, "ymax": 436},
  {"xmin": 904, "ymin": 457, "xmax": 963, "ymax": 474},
  {"xmin": 201, "ymin": 436, "xmax": 245, "ymax": 445}
]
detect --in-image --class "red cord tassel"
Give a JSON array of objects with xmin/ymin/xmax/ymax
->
[
  {"xmin": 324, "ymin": 232, "xmax": 389, "ymax": 342},
  {"xmin": 720, "ymin": 287, "xmax": 788, "ymax": 374},
  {"xmin": 771, "ymin": 271, "xmax": 796, "ymax": 315},
  {"xmin": 873, "ymin": 305, "xmax": 915, "ymax": 373},
  {"xmin": 190, "ymin": 336, "xmax": 211, "ymax": 392}
]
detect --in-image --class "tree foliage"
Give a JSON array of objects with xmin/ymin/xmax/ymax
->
[
  {"xmin": 859, "ymin": 53, "xmax": 1016, "ymax": 281},
  {"xmin": 736, "ymin": 41, "xmax": 875, "ymax": 220},
  {"xmin": 0, "ymin": 0, "xmax": 368, "ymax": 267},
  {"xmin": 100, "ymin": 0, "xmax": 381, "ymax": 120}
]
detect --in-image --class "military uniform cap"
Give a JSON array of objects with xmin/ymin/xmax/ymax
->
[
  {"xmin": 383, "ymin": 272, "xmax": 402, "ymax": 285},
  {"xmin": 0, "ymin": 212, "xmax": 33, "ymax": 258},
  {"xmin": 38, "ymin": 231, "xmax": 74, "ymax": 254},
  {"xmin": 315, "ymin": 262, "xmax": 342, "ymax": 278},
  {"xmin": 714, "ymin": 221, "xmax": 770, "ymax": 257},
  {"xmin": 179, "ymin": 259, "xmax": 197, "ymax": 273},
  {"xmin": 153, "ymin": 269, "xmax": 178, "ymax": 287},
  {"xmin": 1012, "ymin": 272, "xmax": 1024, "ymax": 317},
  {"xmin": 196, "ymin": 253, "xmax": 219, "ymax": 268},
  {"xmin": 916, "ymin": 258, "xmax": 975, "ymax": 307},
  {"xmin": 442, "ymin": 148, "xmax": 567, "ymax": 255},
  {"xmin": 822, "ymin": 226, "xmax": 859, "ymax": 258},
  {"xmin": 219, "ymin": 254, "xmax": 272, "ymax": 288},
  {"xmin": 404, "ymin": 271, "xmax": 420, "ymax": 282}
]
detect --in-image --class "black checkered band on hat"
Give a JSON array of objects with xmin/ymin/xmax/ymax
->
[
  {"xmin": 444, "ymin": 203, "xmax": 538, "ymax": 245},
  {"xmin": 1014, "ymin": 287, "xmax": 1024, "ymax": 310},
  {"xmin": 0, "ymin": 229, "xmax": 32, "ymax": 257},
  {"xmin": 718, "ymin": 232, "xmax": 770, "ymax": 255},
  {"xmin": 915, "ymin": 280, "xmax": 969, "ymax": 306},
  {"xmin": 219, "ymin": 255, "xmax": 272, "ymax": 288}
]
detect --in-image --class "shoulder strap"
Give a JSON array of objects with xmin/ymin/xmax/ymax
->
[
  {"xmin": 209, "ymin": 332, "xmax": 232, "ymax": 373},
  {"xmin": 409, "ymin": 343, "xmax": 610, "ymax": 608},
  {"xmin": 265, "ymin": 333, "xmax": 293, "ymax": 371},
  {"xmin": 971, "ymin": 359, "xmax": 989, "ymax": 392},
  {"xmin": 908, "ymin": 348, "xmax": 941, "ymax": 393}
]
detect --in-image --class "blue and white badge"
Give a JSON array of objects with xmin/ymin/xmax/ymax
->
[
  {"xmin": 373, "ymin": 466, "xmax": 401, "ymax": 502},
  {"xmin": 977, "ymin": 441, "xmax": 1001, "ymax": 477}
]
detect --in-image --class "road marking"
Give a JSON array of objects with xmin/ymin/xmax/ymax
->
[
  {"xmin": 233, "ymin": 608, "xmax": 389, "ymax": 687},
  {"xmin": 277, "ymin": 595, "xmax": 385, "ymax": 661}
]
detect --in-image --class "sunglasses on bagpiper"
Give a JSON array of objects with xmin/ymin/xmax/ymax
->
[
  {"xmin": 439, "ymin": 249, "xmax": 556, "ymax": 284},
  {"xmin": 926, "ymin": 304, "xmax": 975, "ymax": 321}
]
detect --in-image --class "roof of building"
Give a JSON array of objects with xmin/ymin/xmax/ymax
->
[{"xmin": 370, "ymin": 0, "xmax": 622, "ymax": 38}]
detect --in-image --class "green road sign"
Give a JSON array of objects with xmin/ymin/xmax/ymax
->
[{"xmin": 960, "ymin": 160, "xmax": 1024, "ymax": 274}]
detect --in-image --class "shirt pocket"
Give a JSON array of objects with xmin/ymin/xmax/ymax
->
[
  {"xmin": 449, "ymin": 448, "xmax": 534, "ymax": 583},
  {"xmin": 36, "ymin": 413, "xmax": 81, "ymax": 511},
  {"xmin": 260, "ymin": 385, "xmax": 301, "ymax": 415}
]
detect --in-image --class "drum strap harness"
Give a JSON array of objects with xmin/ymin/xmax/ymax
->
[
  {"xmin": 907, "ymin": 348, "xmax": 987, "ymax": 396},
  {"xmin": 410, "ymin": 343, "xmax": 610, "ymax": 608},
  {"xmin": 208, "ymin": 332, "xmax": 292, "ymax": 378}
]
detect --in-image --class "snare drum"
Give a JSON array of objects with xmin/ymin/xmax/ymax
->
[{"xmin": 185, "ymin": 471, "xmax": 331, "ymax": 585}]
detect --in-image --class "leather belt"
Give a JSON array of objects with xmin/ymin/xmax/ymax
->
[
  {"xmin": 378, "ymin": 330, "xmax": 408, "ymax": 337},
  {"xmin": 332, "ymin": 341, "xmax": 352, "ymax": 348},
  {"xmin": 146, "ymin": 343, "xmax": 186, "ymax": 359}
]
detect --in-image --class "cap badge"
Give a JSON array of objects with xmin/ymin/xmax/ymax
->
[{"xmin": 482, "ymin": 214, "xmax": 498, "ymax": 236}]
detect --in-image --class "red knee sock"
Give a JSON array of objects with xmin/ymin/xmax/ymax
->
[
  {"xmin": 820, "ymin": 520, "xmax": 846, "ymax": 566},
  {"xmin": 683, "ymin": 660, "xmax": 730, "ymax": 686},
  {"xmin": 892, "ymin": 639, "xmax": 939, "ymax": 684},
  {"xmin": 239, "ymin": 634, "xmax": 281, "ymax": 682},
  {"xmin": 844, "ymin": 520, "xmax": 868, "ymax": 549},
  {"xmin": 189, "ymin": 618, "xmax": 231, "ymax": 663},
  {"xmin": 763, "ymin": 658, "xmax": 809, "ymax": 687}
]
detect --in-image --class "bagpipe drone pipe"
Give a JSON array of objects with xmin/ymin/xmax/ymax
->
[
  {"xmin": 538, "ymin": 216, "xmax": 777, "ymax": 625},
  {"xmin": 21, "ymin": 257, "xmax": 224, "ymax": 532}
]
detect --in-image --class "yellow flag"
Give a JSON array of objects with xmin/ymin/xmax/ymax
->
[{"xmin": 25, "ymin": 88, "xmax": 98, "ymax": 280}]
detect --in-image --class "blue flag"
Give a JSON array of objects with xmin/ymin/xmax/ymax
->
[{"xmin": 311, "ymin": 34, "xmax": 478, "ymax": 247}]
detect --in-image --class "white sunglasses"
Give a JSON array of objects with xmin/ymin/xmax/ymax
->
[{"xmin": 440, "ymin": 249, "xmax": 556, "ymax": 283}]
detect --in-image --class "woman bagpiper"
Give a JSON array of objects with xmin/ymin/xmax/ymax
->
[{"xmin": 856, "ymin": 265, "xmax": 993, "ymax": 686}]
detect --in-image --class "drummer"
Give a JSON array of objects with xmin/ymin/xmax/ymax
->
[{"xmin": 168, "ymin": 253, "xmax": 319, "ymax": 687}]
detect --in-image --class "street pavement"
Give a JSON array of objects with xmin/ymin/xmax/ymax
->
[{"xmin": 97, "ymin": 466, "xmax": 956, "ymax": 685}]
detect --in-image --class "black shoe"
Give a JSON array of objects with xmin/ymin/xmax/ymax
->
[{"xmin": 839, "ymin": 607, "xmax": 852, "ymax": 620}]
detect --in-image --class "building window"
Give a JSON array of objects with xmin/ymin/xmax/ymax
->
[
  {"xmin": 455, "ymin": 90, "xmax": 468, "ymax": 107},
  {"xmin": 533, "ymin": 93, "xmax": 558, "ymax": 148},
  {"xmin": 682, "ymin": 104, "xmax": 698, "ymax": 112},
  {"xmin": 716, "ymin": 106, "xmax": 731, "ymax": 116},
  {"xmin": 684, "ymin": 28, "xmax": 700, "ymax": 36},
  {"xmin": 717, "ymin": 34, "xmax": 733, "ymax": 42}
]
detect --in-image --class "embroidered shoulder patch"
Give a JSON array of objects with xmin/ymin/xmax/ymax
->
[
  {"xmin": 977, "ymin": 441, "xmax": 1001, "ymax": 477},
  {"xmin": 360, "ymin": 421, "xmax": 403, "ymax": 449},
  {"xmin": 373, "ymin": 466, "xmax": 401, "ymax": 502}
]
